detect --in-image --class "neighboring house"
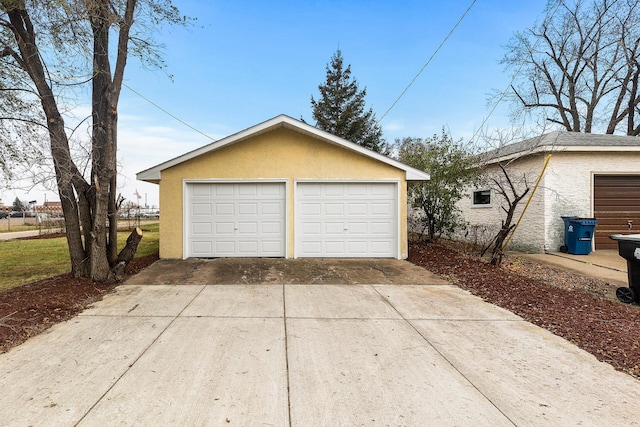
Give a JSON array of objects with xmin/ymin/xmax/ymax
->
[
  {"xmin": 137, "ymin": 115, "xmax": 430, "ymax": 259},
  {"xmin": 36, "ymin": 201, "xmax": 63, "ymax": 217},
  {"xmin": 458, "ymin": 132, "xmax": 640, "ymax": 253}
]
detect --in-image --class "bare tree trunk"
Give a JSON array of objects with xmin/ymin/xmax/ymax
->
[
  {"xmin": 113, "ymin": 227, "xmax": 143, "ymax": 281},
  {"xmin": 87, "ymin": 1, "xmax": 116, "ymax": 282},
  {"xmin": 107, "ymin": 175, "xmax": 118, "ymax": 265},
  {"xmin": 4, "ymin": 5, "xmax": 91, "ymax": 276},
  {"xmin": 1, "ymin": 0, "xmax": 158, "ymax": 282},
  {"xmin": 481, "ymin": 163, "xmax": 530, "ymax": 266},
  {"xmin": 117, "ymin": 227, "xmax": 143, "ymax": 264}
]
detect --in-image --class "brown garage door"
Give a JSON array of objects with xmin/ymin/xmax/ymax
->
[{"xmin": 594, "ymin": 175, "xmax": 640, "ymax": 249}]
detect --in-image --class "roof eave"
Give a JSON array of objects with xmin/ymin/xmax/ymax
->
[
  {"xmin": 136, "ymin": 114, "xmax": 431, "ymax": 182},
  {"xmin": 485, "ymin": 144, "xmax": 640, "ymax": 164}
]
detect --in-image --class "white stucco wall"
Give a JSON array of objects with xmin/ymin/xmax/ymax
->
[
  {"xmin": 543, "ymin": 151, "xmax": 640, "ymax": 251},
  {"xmin": 458, "ymin": 150, "xmax": 640, "ymax": 253},
  {"xmin": 457, "ymin": 154, "xmax": 546, "ymax": 253}
]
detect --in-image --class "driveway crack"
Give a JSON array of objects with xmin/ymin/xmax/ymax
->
[
  {"xmin": 73, "ymin": 284, "xmax": 208, "ymax": 426},
  {"xmin": 371, "ymin": 285, "xmax": 518, "ymax": 426}
]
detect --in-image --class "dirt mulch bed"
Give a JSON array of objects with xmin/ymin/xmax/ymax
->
[
  {"xmin": 409, "ymin": 242, "xmax": 640, "ymax": 378},
  {"xmin": 0, "ymin": 253, "xmax": 159, "ymax": 353}
]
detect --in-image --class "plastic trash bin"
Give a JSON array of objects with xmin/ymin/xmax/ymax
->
[
  {"xmin": 561, "ymin": 217, "xmax": 598, "ymax": 255},
  {"xmin": 609, "ymin": 234, "xmax": 640, "ymax": 304},
  {"xmin": 560, "ymin": 216, "xmax": 577, "ymax": 252}
]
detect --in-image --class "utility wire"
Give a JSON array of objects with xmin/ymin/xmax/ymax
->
[
  {"xmin": 122, "ymin": 82, "xmax": 217, "ymax": 141},
  {"xmin": 378, "ymin": 0, "xmax": 477, "ymax": 123}
]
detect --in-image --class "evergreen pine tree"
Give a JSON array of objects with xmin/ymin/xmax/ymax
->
[
  {"xmin": 311, "ymin": 50, "xmax": 387, "ymax": 153},
  {"xmin": 12, "ymin": 197, "xmax": 25, "ymax": 212}
]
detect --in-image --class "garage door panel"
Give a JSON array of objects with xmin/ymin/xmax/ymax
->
[
  {"xmin": 296, "ymin": 183, "xmax": 397, "ymax": 258},
  {"xmin": 238, "ymin": 203, "xmax": 258, "ymax": 215},
  {"xmin": 301, "ymin": 222, "xmax": 321, "ymax": 234},
  {"xmin": 237, "ymin": 185, "xmax": 258, "ymax": 196},
  {"xmin": 349, "ymin": 222, "xmax": 367, "ymax": 234},
  {"xmin": 371, "ymin": 241, "xmax": 393, "ymax": 254},
  {"xmin": 192, "ymin": 223, "xmax": 212, "ymax": 235},
  {"xmin": 213, "ymin": 186, "xmax": 233, "ymax": 196},
  {"xmin": 187, "ymin": 183, "xmax": 285, "ymax": 257},
  {"xmin": 192, "ymin": 185, "xmax": 213, "ymax": 197},
  {"xmin": 371, "ymin": 222, "xmax": 392, "ymax": 234},
  {"xmin": 346, "ymin": 184, "xmax": 367, "ymax": 196},
  {"xmin": 261, "ymin": 221, "xmax": 282, "ymax": 234},
  {"xmin": 325, "ymin": 185, "xmax": 345, "ymax": 196},
  {"xmin": 325, "ymin": 241, "xmax": 346, "ymax": 254},
  {"xmin": 348, "ymin": 203, "xmax": 367, "ymax": 215},
  {"xmin": 261, "ymin": 202, "xmax": 283, "ymax": 215},
  {"xmin": 595, "ymin": 188, "xmax": 640, "ymax": 197},
  {"xmin": 594, "ymin": 175, "xmax": 640, "ymax": 249},
  {"xmin": 261, "ymin": 183, "xmax": 282, "ymax": 196},
  {"xmin": 301, "ymin": 241, "xmax": 321, "ymax": 255},
  {"xmin": 261, "ymin": 240, "xmax": 282, "ymax": 253},
  {"xmin": 347, "ymin": 241, "xmax": 368, "ymax": 254},
  {"xmin": 301, "ymin": 203, "xmax": 321, "ymax": 216},
  {"xmin": 192, "ymin": 241, "xmax": 213, "ymax": 256},
  {"xmin": 325, "ymin": 203, "xmax": 345, "ymax": 215},
  {"xmin": 371, "ymin": 202, "xmax": 392, "ymax": 215},
  {"xmin": 214, "ymin": 241, "xmax": 235, "ymax": 255},
  {"xmin": 238, "ymin": 241, "xmax": 259, "ymax": 254},
  {"xmin": 299, "ymin": 184, "xmax": 321, "ymax": 196},
  {"xmin": 214, "ymin": 203, "xmax": 234, "ymax": 215},
  {"xmin": 192, "ymin": 203, "xmax": 212, "ymax": 215},
  {"xmin": 238, "ymin": 222, "xmax": 258, "ymax": 234},
  {"xmin": 371, "ymin": 185, "xmax": 393, "ymax": 196},
  {"xmin": 325, "ymin": 222, "xmax": 345, "ymax": 234},
  {"xmin": 214, "ymin": 222, "xmax": 234, "ymax": 234}
]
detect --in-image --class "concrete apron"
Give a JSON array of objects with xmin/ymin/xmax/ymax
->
[{"xmin": 1, "ymin": 259, "xmax": 639, "ymax": 426}]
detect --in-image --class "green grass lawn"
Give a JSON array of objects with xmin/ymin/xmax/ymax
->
[{"xmin": 0, "ymin": 223, "xmax": 159, "ymax": 292}]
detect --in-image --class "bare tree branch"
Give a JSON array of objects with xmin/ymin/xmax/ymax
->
[{"xmin": 502, "ymin": 0, "xmax": 640, "ymax": 135}]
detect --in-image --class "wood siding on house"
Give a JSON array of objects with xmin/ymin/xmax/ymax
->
[{"xmin": 594, "ymin": 175, "xmax": 640, "ymax": 250}]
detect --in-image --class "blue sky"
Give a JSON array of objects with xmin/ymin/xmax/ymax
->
[{"xmin": 7, "ymin": 0, "xmax": 549, "ymax": 209}]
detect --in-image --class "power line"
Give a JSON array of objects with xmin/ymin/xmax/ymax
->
[
  {"xmin": 122, "ymin": 82, "xmax": 217, "ymax": 141},
  {"xmin": 378, "ymin": 0, "xmax": 477, "ymax": 123}
]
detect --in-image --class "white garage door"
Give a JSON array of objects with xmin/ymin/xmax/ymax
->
[
  {"xmin": 186, "ymin": 182, "xmax": 285, "ymax": 257},
  {"xmin": 296, "ymin": 182, "xmax": 397, "ymax": 258}
]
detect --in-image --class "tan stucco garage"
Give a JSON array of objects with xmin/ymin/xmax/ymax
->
[{"xmin": 137, "ymin": 115, "xmax": 429, "ymax": 259}]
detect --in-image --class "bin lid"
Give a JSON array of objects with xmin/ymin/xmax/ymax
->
[
  {"xmin": 569, "ymin": 218, "xmax": 598, "ymax": 226},
  {"xmin": 610, "ymin": 233, "xmax": 640, "ymax": 242}
]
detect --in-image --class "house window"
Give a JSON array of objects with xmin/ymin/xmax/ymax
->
[{"xmin": 473, "ymin": 189, "xmax": 491, "ymax": 206}]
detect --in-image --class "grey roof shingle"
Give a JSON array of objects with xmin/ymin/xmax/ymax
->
[{"xmin": 484, "ymin": 131, "xmax": 640, "ymax": 161}]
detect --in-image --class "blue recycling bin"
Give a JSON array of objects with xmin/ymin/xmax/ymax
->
[{"xmin": 561, "ymin": 216, "xmax": 598, "ymax": 255}]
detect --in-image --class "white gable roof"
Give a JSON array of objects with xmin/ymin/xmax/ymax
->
[{"xmin": 137, "ymin": 114, "xmax": 430, "ymax": 183}]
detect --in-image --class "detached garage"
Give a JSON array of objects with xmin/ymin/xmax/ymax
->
[
  {"xmin": 137, "ymin": 115, "xmax": 429, "ymax": 259},
  {"xmin": 457, "ymin": 131, "xmax": 640, "ymax": 253}
]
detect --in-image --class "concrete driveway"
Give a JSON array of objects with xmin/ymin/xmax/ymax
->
[{"xmin": 1, "ymin": 259, "xmax": 639, "ymax": 426}]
